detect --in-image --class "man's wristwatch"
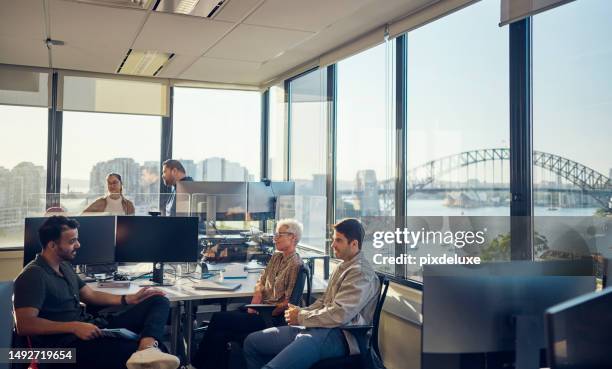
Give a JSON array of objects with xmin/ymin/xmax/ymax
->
[{"xmin": 121, "ymin": 295, "xmax": 128, "ymax": 306}]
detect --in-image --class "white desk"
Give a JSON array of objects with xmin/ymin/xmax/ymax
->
[{"xmin": 90, "ymin": 265, "xmax": 327, "ymax": 365}]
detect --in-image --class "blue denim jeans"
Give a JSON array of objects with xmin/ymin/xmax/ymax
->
[{"xmin": 243, "ymin": 325, "xmax": 348, "ymax": 369}]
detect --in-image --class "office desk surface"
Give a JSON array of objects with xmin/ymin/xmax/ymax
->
[{"xmin": 90, "ymin": 271, "xmax": 327, "ymax": 300}]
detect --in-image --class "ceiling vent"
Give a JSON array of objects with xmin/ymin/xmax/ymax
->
[
  {"xmin": 117, "ymin": 49, "xmax": 175, "ymax": 76},
  {"xmin": 153, "ymin": 0, "xmax": 228, "ymax": 18}
]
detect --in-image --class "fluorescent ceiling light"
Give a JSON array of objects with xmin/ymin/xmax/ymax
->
[
  {"xmin": 154, "ymin": 0, "xmax": 227, "ymax": 18},
  {"xmin": 117, "ymin": 50, "xmax": 174, "ymax": 76}
]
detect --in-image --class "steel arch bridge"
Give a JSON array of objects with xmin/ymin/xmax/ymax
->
[{"xmin": 407, "ymin": 148, "xmax": 612, "ymax": 208}]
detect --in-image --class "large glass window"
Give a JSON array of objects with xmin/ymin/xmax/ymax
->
[
  {"xmin": 405, "ymin": 0, "xmax": 510, "ymax": 274},
  {"xmin": 268, "ymin": 84, "xmax": 287, "ymax": 181},
  {"xmin": 61, "ymin": 111, "xmax": 161, "ymax": 214},
  {"xmin": 287, "ymin": 69, "xmax": 328, "ymax": 251},
  {"xmin": 173, "ymin": 88, "xmax": 261, "ymax": 181},
  {"xmin": 336, "ymin": 42, "xmax": 396, "ymax": 273},
  {"xmin": 533, "ymin": 0, "xmax": 612, "ymax": 264},
  {"xmin": 0, "ymin": 105, "xmax": 47, "ymax": 247}
]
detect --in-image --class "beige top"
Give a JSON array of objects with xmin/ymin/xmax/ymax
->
[
  {"xmin": 256, "ymin": 252, "xmax": 302, "ymax": 305},
  {"xmin": 297, "ymin": 251, "xmax": 380, "ymax": 354}
]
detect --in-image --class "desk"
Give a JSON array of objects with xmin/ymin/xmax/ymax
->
[{"xmin": 90, "ymin": 264, "xmax": 327, "ymax": 365}]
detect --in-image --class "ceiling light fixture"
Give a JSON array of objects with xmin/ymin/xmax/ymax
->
[{"xmin": 117, "ymin": 49, "xmax": 175, "ymax": 76}]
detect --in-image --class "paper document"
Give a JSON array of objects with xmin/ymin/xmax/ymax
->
[{"xmin": 193, "ymin": 281, "xmax": 241, "ymax": 291}]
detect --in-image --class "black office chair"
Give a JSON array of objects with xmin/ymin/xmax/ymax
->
[
  {"xmin": 244, "ymin": 262, "xmax": 311, "ymax": 326},
  {"xmin": 309, "ymin": 275, "xmax": 390, "ymax": 369}
]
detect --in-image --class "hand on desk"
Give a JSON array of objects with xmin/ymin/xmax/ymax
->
[
  {"xmin": 284, "ymin": 304, "xmax": 300, "ymax": 325},
  {"xmin": 126, "ymin": 286, "xmax": 166, "ymax": 305}
]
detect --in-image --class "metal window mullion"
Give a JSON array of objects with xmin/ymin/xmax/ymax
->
[
  {"xmin": 46, "ymin": 71, "xmax": 62, "ymax": 209},
  {"xmin": 160, "ymin": 86, "xmax": 174, "ymax": 208},
  {"xmin": 261, "ymin": 89, "xmax": 270, "ymax": 180},
  {"xmin": 509, "ymin": 18, "xmax": 534, "ymax": 260},
  {"xmin": 395, "ymin": 35, "xmax": 408, "ymax": 278},
  {"xmin": 284, "ymin": 79, "xmax": 291, "ymax": 181},
  {"xmin": 326, "ymin": 64, "xmax": 337, "ymax": 257}
]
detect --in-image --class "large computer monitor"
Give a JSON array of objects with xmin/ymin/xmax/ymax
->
[
  {"xmin": 175, "ymin": 181, "xmax": 247, "ymax": 221},
  {"xmin": 115, "ymin": 216, "xmax": 198, "ymax": 263},
  {"xmin": 421, "ymin": 260, "xmax": 595, "ymax": 369},
  {"xmin": 24, "ymin": 216, "xmax": 116, "ymax": 267},
  {"xmin": 545, "ymin": 287, "xmax": 612, "ymax": 369},
  {"xmin": 247, "ymin": 181, "xmax": 295, "ymax": 220}
]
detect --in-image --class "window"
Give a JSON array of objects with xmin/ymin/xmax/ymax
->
[
  {"xmin": 268, "ymin": 83, "xmax": 287, "ymax": 181},
  {"xmin": 533, "ymin": 0, "xmax": 612, "ymax": 262},
  {"xmin": 61, "ymin": 111, "xmax": 161, "ymax": 214},
  {"xmin": 287, "ymin": 69, "xmax": 328, "ymax": 251},
  {"xmin": 173, "ymin": 88, "xmax": 261, "ymax": 182},
  {"xmin": 336, "ymin": 42, "xmax": 396, "ymax": 273},
  {"xmin": 0, "ymin": 105, "xmax": 47, "ymax": 247},
  {"xmin": 405, "ymin": 0, "xmax": 510, "ymax": 273}
]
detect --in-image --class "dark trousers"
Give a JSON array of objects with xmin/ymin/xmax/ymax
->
[
  {"xmin": 42, "ymin": 295, "xmax": 170, "ymax": 369},
  {"xmin": 193, "ymin": 310, "xmax": 267, "ymax": 369}
]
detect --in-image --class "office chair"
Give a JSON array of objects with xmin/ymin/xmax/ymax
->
[
  {"xmin": 244, "ymin": 262, "xmax": 311, "ymax": 326},
  {"xmin": 309, "ymin": 275, "xmax": 390, "ymax": 369}
]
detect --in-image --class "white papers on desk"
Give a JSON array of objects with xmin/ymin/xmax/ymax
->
[
  {"xmin": 221, "ymin": 263, "xmax": 248, "ymax": 279},
  {"xmin": 193, "ymin": 281, "xmax": 241, "ymax": 291}
]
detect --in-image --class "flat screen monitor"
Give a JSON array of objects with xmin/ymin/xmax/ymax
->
[
  {"xmin": 24, "ymin": 216, "xmax": 116, "ymax": 266},
  {"xmin": 175, "ymin": 181, "xmax": 247, "ymax": 221},
  {"xmin": 115, "ymin": 216, "xmax": 198, "ymax": 263},
  {"xmin": 247, "ymin": 181, "xmax": 295, "ymax": 220},
  {"xmin": 422, "ymin": 260, "xmax": 595, "ymax": 369},
  {"xmin": 545, "ymin": 287, "xmax": 612, "ymax": 369}
]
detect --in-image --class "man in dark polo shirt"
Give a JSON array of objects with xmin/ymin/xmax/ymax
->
[{"xmin": 13, "ymin": 216, "xmax": 180, "ymax": 369}]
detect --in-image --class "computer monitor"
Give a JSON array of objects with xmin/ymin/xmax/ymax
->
[
  {"xmin": 115, "ymin": 216, "xmax": 198, "ymax": 263},
  {"xmin": 175, "ymin": 181, "xmax": 247, "ymax": 221},
  {"xmin": 23, "ymin": 216, "xmax": 116, "ymax": 267},
  {"xmin": 247, "ymin": 181, "xmax": 295, "ymax": 220},
  {"xmin": 421, "ymin": 260, "xmax": 595, "ymax": 369},
  {"xmin": 545, "ymin": 287, "xmax": 612, "ymax": 369}
]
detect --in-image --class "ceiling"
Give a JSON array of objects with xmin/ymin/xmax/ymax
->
[{"xmin": 0, "ymin": 0, "xmax": 436, "ymax": 87}]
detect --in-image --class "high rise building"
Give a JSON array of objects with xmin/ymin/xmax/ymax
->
[
  {"xmin": 89, "ymin": 158, "xmax": 140, "ymax": 195},
  {"xmin": 355, "ymin": 169, "xmax": 380, "ymax": 216},
  {"xmin": 9, "ymin": 162, "xmax": 45, "ymax": 207}
]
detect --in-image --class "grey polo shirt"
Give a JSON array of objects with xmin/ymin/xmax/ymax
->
[{"xmin": 14, "ymin": 254, "xmax": 86, "ymax": 323}]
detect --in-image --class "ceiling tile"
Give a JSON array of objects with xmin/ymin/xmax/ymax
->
[
  {"xmin": 214, "ymin": 0, "xmax": 262, "ymax": 22},
  {"xmin": 49, "ymin": 0, "xmax": 147, "ymax": 72},
  {"xmin": 180, "ymin": 56, "xmax": 261, "ymax": 84},
  {"xmin": 0, "ymin": 36, "xmax": 49, "ymax": 68},
  {"xmin": 206, "ymin": 24, "xmax": 313, "ymax": 63},
  {"xmin": 156, "ymin": 54, "xmax": 200, "ymax": 78},
  {"xmin": 244, "ymin": 0, "xmax": 371, "ymax": 32},
  {"xmin": 134, "ymin": 12, "xmax": 234, "ymax": 56}
]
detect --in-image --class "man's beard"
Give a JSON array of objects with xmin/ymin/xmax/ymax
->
[{"xmin": 59, "ymin": 248, "xmax": 77, "ymax": 261}]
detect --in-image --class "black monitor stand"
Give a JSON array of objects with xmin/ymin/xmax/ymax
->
[{"xmin": 151, "ymin": 262, "xmax": 173, "ymax": 286}]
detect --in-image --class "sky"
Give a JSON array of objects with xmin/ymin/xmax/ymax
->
[{"xmin": 0, "ymin": 0, "xmax": 610, "ymax": 185}]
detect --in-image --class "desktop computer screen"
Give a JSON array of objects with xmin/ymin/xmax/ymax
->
[
  {"xmin": 247, "ymin": 181, "xmax": 295, "ymax": 220},
  {"xmin": 115, "ymin": 216, "xmax": 198, "ymax": 263},
  {"xmin": 24, "ymin": 216, "xmax": 116, "ymax": 266},
  {"xmin": 545, "ymin": 287, "xmax": 612, "ymax": 369},
  {"xmin": 175, "ymin": 181, "xmax": 247, "ymax": 221},
  {"xmin": 421, "ymin": 260, "xmax": 595, "ymax": 369}
]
